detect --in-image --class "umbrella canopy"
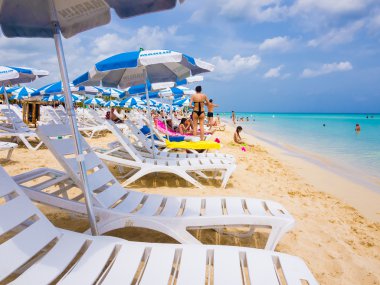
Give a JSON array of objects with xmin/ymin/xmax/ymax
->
[
  {"xmin": 159, "ymin": 86, "xmax": 194, "ymax": 97},
  {"xmin": 0, "ymin": 0, "xmax": 185, "ymax": 39},
  {"xmin": 120, "ymin": 97, "xmax": 143, "ymax": 108},
  {"xmin": 0, "ymin": 86, "xmax": 10, "ymax": 94},
  {"xmin": 42, "ymin": 95, "xmax": 62, "ymax": 102},
  {"xmin": 57, "ymin": 94, "xmax": 83, "ymax": 103},
  {"xmin": 8, "ymin": 86, "xmax": 37, "ymax": 100},
  {"xmin": 104, "ymin": 100, "xmax": 120, "ymax": 107},
  {"xmin": 73, "ymin": 49, "xmax": 214, "ymax": 88},
  {"xmin": 95, "ymin": 87, "xmax": 126, "ymax": 98},
  {"xmin": 84, "ymin": 98, "xmax": 105, "ymax": 106},
  {"xmin": 0, "ymin": 66, "xmax": 48, "ymax": 85},
  {"xmin": 115, "ymin": 75, "xmax": 202, "ymax": 96},
  {"xmin": 32, "ymin": 81, "xmax": 98, "ymax": 96},
  {"xmin": 173, "ymin": 97, "xmax": 190, "ymax": 107}
]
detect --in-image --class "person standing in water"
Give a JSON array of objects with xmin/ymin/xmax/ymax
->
[
  {"xmin": 355, "ymin": 123, "xmax": 361, "ymax": 132},
  {"xmin": 232, "ymin": 111, "xmax": 236, "ymax": 124},
  {"xmin": 206, "ymin": 98, "xmax": 219, "ymax": 128},
  {"xmin": 189, "ymin": 85, "xmax": 209, "ymax": 140}
]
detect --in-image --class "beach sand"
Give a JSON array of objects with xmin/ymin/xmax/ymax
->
[{"xmin": 1, "ymin": 125, "xmax": 379, "ymax": 285}]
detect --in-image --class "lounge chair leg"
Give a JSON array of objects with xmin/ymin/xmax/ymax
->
[{"xmin": 6, "ymin": 148, "xmax": 14, "ymax": 161}]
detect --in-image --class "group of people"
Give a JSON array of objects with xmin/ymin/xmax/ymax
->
[{"xmin": 188, "ymin": 85, "xmax": 220, "ymax": 140}]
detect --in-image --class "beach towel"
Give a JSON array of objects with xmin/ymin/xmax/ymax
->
[{"xmin": 165, "ymin": 140, "xmax": 221, "ymax": 150}]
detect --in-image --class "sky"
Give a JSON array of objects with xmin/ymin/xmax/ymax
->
[{"xmin": 1, "ymin": 0, "xmax": 380, "ymax": 113}]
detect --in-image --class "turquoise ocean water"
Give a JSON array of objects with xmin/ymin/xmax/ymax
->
[{"xmin": 220, "ymin": 113, "xmax": 380, "ymax": 190}]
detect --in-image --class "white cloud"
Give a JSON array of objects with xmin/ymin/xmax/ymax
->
[
  {"xmin": 301, "ymin": 61, "xmax": 353, "ymax": 78},
  {"xmin": 189, "ymin": 9, "xmax": 208, "ymax": 23},
  {"xmin": 308, "ymin": 21, "xmax": 364, "ymax": 48},
  {"xmin": 91, "ymin": 25, "xmax": 185, "ymax": 61},
  {"xmin": 219, "ymin": 0, "xmax": 288, "ymax": 22},
  {"xmin": 292, "ymin": 0, "xmax": 373, "ymax": 15},
  {"xmin": 259, "ymin": 36, "xmax": 294, "ymax": 52},
  {"xmin": 209, "ymin": 54, "xmax": 261, "ymax": 80},
  {"xmin": 264, "ymin": 65, "xmax": 284, "ymax": 78}
]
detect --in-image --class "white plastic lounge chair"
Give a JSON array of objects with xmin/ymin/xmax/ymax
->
[
  {"xmin": 0, "ymin": 106, "xmax": 44, "ymax": 151},
  {"xmin": 0, "ymin": 141, "xmax": 17, "ymax": 161},
  {"xmin": 93, "ymin": 121, "xmax": 236, "ymax": 188},
  {"xmin": 42, "ymin": 106, "xmax": 66, "ymax": 125},
  {"xmin": 0, "ymin": 166, "xmax": 318, "ymax": 285},
  {"xmin": 123, "ymin": 119, "xmax": 235, "ymax": 161},
  {"xmin": 79, "ymin": 109, "xmax": 127, "ymax": 138},
  {"xmin": 16, "ymin": 124, "xmax": 295, "ymax": 251}
]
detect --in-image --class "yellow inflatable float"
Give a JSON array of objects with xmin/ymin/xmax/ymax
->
[{"xmin": 165, "ymin": 140, "xmax": 221, "ymax": 150}]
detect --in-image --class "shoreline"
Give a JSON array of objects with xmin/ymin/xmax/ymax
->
[{"xmin": 224, "ymin": 119, "xmax": 380, "ymax": 222}]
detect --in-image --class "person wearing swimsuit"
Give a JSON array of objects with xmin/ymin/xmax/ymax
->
[{"xmin": 189, "ymin": 85, "xmax": 209, "ymax": 140}]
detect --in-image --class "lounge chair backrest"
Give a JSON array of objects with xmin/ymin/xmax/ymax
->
[
  {"xmin": 45, "ymin": 108, "xmax": 63, "ymax": 124},
  {"xmin": 86, "ymin": 109, "xmax": 106, "ymax": 125},
  {"xmin": 124, "ymin": 119, "xmax": 155, "ymax": 154},
  {"xmin": 36, "ymin": 124, "xmax": 126, "ymax": 209},
  {"xmin": 54, "ymin": 108, "xmax": 68, "ymax": 124},
  {"xmin": 104, "ymin": 120, "xmax": 144, "ymax": 162},
  {"xmin": 0, "ymin": 166, "xmax": 60, "ymax": 282},
  {"xmin": 0, "ymin": 107, "xmax": 31, "ymax": 132}
]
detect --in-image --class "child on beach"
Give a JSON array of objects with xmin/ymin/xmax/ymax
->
[{"xmin": 234, "ymin": 126, "xmax": 254, "ymax": 147}]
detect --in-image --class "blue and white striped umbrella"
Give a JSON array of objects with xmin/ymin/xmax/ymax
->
[
  {"xmin": 73, "ymin": 50, "xmax": 214, "ymax": 89},
  {"xmin": 33, "ymin": 81, "xmax": 98, "ymax": 96},
  {"xmin": 42, "ymin": 95, "xmax": 62, "ymax": 102},
  {"xmin": 84, "ymin": 98, "xmax": 105, "ymax": 106},
  {"xmin": 159, "ymin": 86, "xmax": 194, "ymax": 97},
  {"xmin": 8, "ymin": 86, "xmax": 36, "ymax": 100},
  {"xmin": 124, "ymin": 75, "xmax": 202, "ymax": 96},
  {"xmin": 57, "ymin": 94, "xmax": 83, "ymax": 103},
  {"xmin": 95, "ymin": 87, "xmax": 126, "ymax": 99},
  {"xmin": 0, "ymin": 86, "xmax": 10, "ymax": 94},
  {"xmin": 120, "ymin": 97, "xmax": 143, "ymax": 108},
  {"xmin": 104, "ymin": 100, "xmax": 120, "ymax": 107},
  {"xmin": 0, "ymin": 66, "xmax": 48, "ymax": 85},
  {"xmin": 0, "ymin": 66, "xmax": 48, "ymax": 112},
  {"xmin": 173, "ymin": 97, "xmax": 191, "ymax": 107}
]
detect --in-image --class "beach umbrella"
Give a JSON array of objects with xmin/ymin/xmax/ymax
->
[
  {"xmin": 120, "ymin": 97, "xmax": 143, "ymax": 108},
  {"xmin": 0, "ymin": 0, "xmax": 186, "ymax": 236},
  {"xmin": 58, "ymin": 94, "xmax": 83, "ymax": 103},
  {"xmin": 124, "ymin": 75, "xmax": 203, "ymax": 95},
  {"xmin": 8, "ymin": 86, "xmax": 36, "ymax": 98},
  {"xmin": 95, "ymin": 87, "xmax": 126, "ymax": 99},
  {"xmin": 84, "ymin": 98, "xmax": 105, "ymax": 106},
  {"xmin": 173, "ymin": 97, "xmax": 191, "ymax": 107},
  {"xmin": 104, "ymin": 100, "xmax": 120, "ymax": 107},
  {"xmin": 42, "ymin": 95, "xmax": 62, "ymax": 102},
  {"xmin": 0, "ymin": 66, "xmax": 48, "ymax": 129},
  {"xmin": 73, "ymin": 49, "xmax": 214, "ymax": 157},
  {"xmin": 32, "ymin": 81, "xmax": 98, "ymax": 96},
  {"xmin": 0, "ymin": 86, "xmax": 10, "ymax": 94}
]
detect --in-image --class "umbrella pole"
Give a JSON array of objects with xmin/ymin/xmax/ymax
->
[
  {"xmin": 144, "ymin": 69, "xmax": 156, "ymax": 158},
  {"xmin": 2, "ymin": 85, "xmax": 15, "ymax": 131},
  {"xmin": 52, "ymin": 22, "xmax": 99, "ymax": 236}
]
